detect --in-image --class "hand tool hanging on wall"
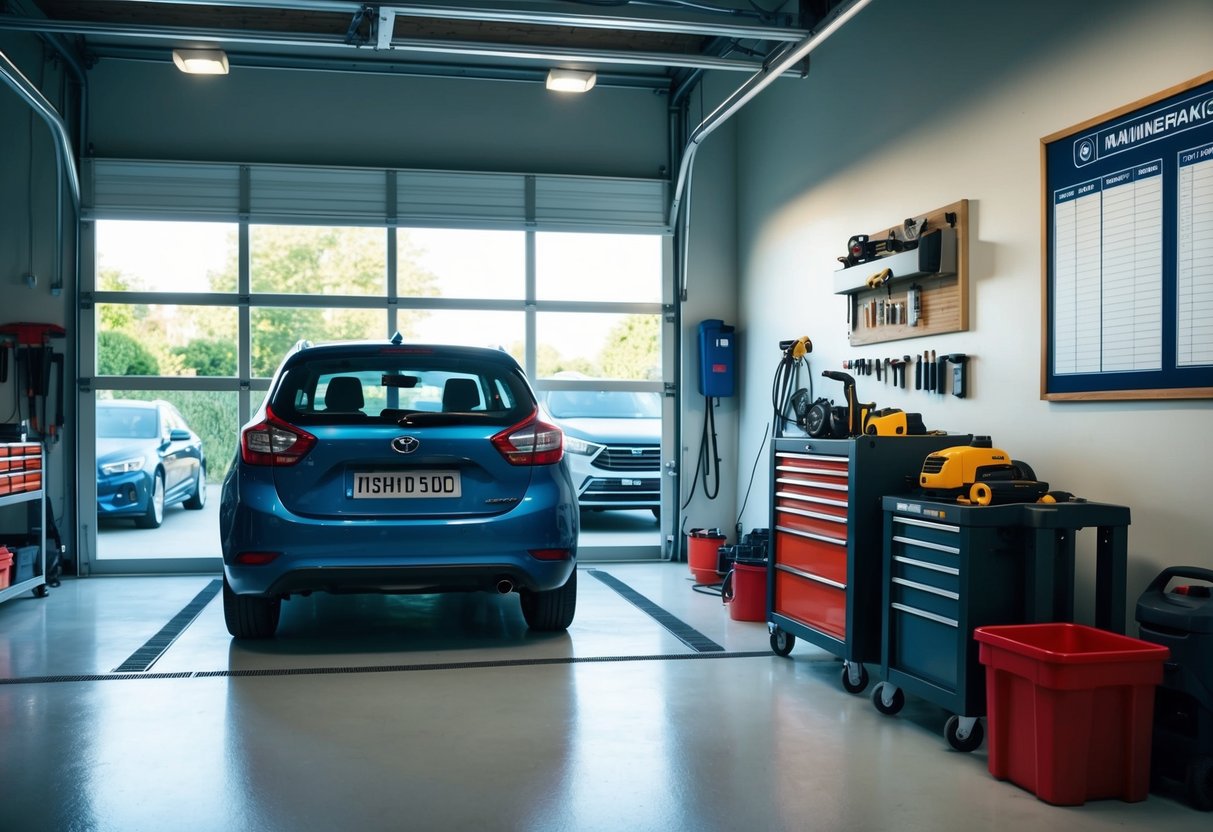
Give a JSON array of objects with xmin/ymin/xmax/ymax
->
[
  {"xmin": 0, "ymin": 322, "xmax": 66, "ymax": 440},
  {"xmin": 945, "ymin": 353, "xmax": 969, "ymax": 398}
]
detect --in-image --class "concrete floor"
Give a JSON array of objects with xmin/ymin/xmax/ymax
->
[{"xmin": 0, "ymin": 562, "xmax": 1207, "ymax": 832}]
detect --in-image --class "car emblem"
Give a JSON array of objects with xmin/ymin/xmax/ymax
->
[
  {"xmin": 631, "ymin": 448, "xmax": 644, "ymax": 456},
  {"xmin": 391, "ymin": 436, "xmax": 420, "ymax": 454}
]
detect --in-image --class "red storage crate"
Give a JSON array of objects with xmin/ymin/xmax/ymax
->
[
  {"xmin": 0, "ymin": 546, "xmax": 12, "ymax": 589},
  {"xmin": 975, "ymin": 623, "xmax": 1169, "ymax": 805}
]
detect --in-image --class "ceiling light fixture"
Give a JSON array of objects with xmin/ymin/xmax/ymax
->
[
  {"xmin": 172, "ymin": 49, "xmax": 230, "ymax": 75},
  {"xmin": 546, "ymin": 68, "xmax": 596, "ymax": 93}
]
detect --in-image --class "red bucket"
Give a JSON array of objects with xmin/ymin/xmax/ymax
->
[
  {"xmin": 687, "ymin": 528, "xmax": 725, "ymax": 584},
  {"xmin": 722, "ymin": 562, "xmax": 766, "ymax": 621}
]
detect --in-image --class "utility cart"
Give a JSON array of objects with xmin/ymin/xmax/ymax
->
[
  {"xmin": 870, "ymin": 496, "xmax": 1130, "ymax": 751},
  {"xmin": 766, "ymin": 435, "xmax": 964, "ymax": 693}
]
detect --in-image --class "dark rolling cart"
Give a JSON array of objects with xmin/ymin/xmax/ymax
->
[
  {"xmin": 766, "ymin": 435, "xmax": 965, "ymax": 693},
  {"xmin": 870, "ymin": 497, "xmax": 1130, "ymax": 751},
  {"xmin": 1136, "ymin": 566, "xmax": 1213, "ymax": 809}
]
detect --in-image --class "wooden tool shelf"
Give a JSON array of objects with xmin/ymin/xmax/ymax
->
[{"xmin": 834, "ymin": 200, "xmax": 969, "ymax": 347}]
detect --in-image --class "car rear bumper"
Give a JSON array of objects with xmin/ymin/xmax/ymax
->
[{"xmin": 221, "ymin": 474, "xmax": 578, "ymax": 597}]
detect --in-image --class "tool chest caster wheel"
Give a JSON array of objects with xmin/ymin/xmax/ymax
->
[
  {"xmin": 944, "ymin": 715, "xmax": 984, "ymax": 752},
  {"xmin": 872, "ymin": 682, "xmax": 905, "ymax": 715},
  {"xmin": 770, "ymin": 628, "xmax": 795, "ymax": 657},
  {"xmin": 841, "ymin": 662, "xmax": 869, "ymax": 694},
  {"xmin": 1188, "ymin": 756, "xmax": 1213, "ymax": 811}
]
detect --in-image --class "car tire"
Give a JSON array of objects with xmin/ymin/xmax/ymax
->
[
  {"xmin": 135, "ymin": 471, "xmax": 166, "ymax": 529},
  {"xmin": 519, "ymin": 569, "xmax": 577, "ymax": 631},
  {"xmin": 222, "ymin": 576, "xmax": 281, "ymax": 639},
  {"xmin": 183, "ymin": 464, "xmax": 207, "ymax": 510}
]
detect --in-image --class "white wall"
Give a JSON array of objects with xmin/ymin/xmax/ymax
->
[{"xmin": 731, "ymin": 0, "xmax": 1213, "ymax": 622}]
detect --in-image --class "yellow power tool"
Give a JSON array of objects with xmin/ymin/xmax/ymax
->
[{"xmin": 918, "ymin": 436, "xmax": 1048, "ymax": 505}]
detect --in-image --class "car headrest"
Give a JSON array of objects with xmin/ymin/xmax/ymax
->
[
  {"xmin": 324, "ymin": 376, "xmax": 365, "ymax": 411},
  {"xmin": 442, "ymin": 378, "xmax": 481, "ymax": 412}
]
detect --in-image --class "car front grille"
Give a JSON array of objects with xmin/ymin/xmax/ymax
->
[
  {"xmin": 595, "ymin": 445, "xmax": 660, "ymax": 472},
  {"xmin": 582, "ymin": 478, "xmax": 660, "ymax": 503}
]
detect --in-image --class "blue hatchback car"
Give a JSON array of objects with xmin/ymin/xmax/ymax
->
[{"xmin": 219, "ymin": 337, "xmax": 579, "ymax": 639}]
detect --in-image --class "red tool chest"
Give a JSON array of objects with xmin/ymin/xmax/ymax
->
[{"xmin": 767, "ymin": 434, "xmax": 966, "ymax": 692}]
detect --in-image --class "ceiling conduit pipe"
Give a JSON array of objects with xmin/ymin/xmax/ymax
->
[
  {"xmin": 0, "ymin": 48, "xmax": 81, "ymax": 210},
  {"xmin": 668, "ymin": 0, "xmax": 872, "ymax": 237}
]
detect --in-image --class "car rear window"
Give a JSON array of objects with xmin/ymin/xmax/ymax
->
[{"xmin": 270, "ymin": 354, "xmax": 534, "ymax": 426}]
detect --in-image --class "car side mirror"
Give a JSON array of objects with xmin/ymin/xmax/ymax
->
[{"xmin": 169, "ymin": 428, "xmax": 192, "ymax": 441}]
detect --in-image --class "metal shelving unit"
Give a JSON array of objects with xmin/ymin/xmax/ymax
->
[{"xmin": 0, "ymin": 444, "xmax": 48, "ymax": 604}]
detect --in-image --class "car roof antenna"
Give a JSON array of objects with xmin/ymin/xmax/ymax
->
[{"xmin": 390, "ymin": 331, "xmax": 404, "ymax": 345}]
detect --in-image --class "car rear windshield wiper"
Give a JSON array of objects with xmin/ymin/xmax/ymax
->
[{"xmin": 395, "ymin": 411, "xmax": 496, "ymax": 427}]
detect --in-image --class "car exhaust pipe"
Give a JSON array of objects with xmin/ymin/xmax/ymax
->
[{"xmin": 496, "ymin": 579, "xmax": 514, "ymax": 594}]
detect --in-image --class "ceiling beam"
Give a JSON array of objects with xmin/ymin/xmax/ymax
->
[
  {"xmin": 0, "ymin": 17, "xmax": 771, "ymax": 72},
  {"xmin": 97, "ymin": 0, "xmax": 809, "ymax": 42},
  {"xmin": 87, "ymin": 44, "xmax": 673, "ymax": 89}
]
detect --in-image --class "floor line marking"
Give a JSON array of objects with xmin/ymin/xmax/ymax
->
[{"xmin": 1, "ymin": 650, "xmax": 773, "ymax": 687}]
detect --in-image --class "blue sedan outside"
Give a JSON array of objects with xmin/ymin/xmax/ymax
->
[{"xmin": 96, "ymin": 399, "xmax": 207, "ymax": 529}]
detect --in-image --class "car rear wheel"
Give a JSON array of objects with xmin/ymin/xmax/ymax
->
[
  {"xmin": 183, "ymin": 465, "xmax": 207, "ymax": 510},
  {"xmin": 223, "ymin": 577, "xmax": 281, "ymax": 639},
  {"xmin": 519, "ymin": 569, "xmax": 577, "ymax": 631},
  {"xmin": 135, "ymin": 471, "xmax": 165, "ymax": 529}
]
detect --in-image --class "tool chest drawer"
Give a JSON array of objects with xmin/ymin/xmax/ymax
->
[
  {"xmin": 888, "ymin": 603, "xmax": 960, "ymax": 690},
  {"xmin": 889, "ymin": 575, "xmax": 959, "ymax": 621},
  {"xmin": 890, "ymin": 514, "xmax": 960, "ymax": 550},
  {"xmin": 774, "ymin": 567, "xmax": 846, "ymax": 641},
  {"xmin": 890, "ymin": 554, "xmax": 960, "ymax": 596},
  {"xmin": 774, "ymin": 526, "xmax": 847, "ymax": 585}
]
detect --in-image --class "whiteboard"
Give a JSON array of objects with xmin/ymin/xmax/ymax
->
[{"xmin": 1041, "ymin": 71, "xmax": 1213, "ymax": 400}]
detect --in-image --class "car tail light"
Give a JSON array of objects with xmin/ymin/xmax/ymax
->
[
  {"xmin": 492, "ymin": 411, "xmax": 563, "ymax": 465},
  {"xmin": 528, "ymin": 548, "xmax": 571, "ymax": 560},
  {"xmin": 240, "ymin": 406, "xmax": 316, "ymax": 466},
  {"xmin": 235, "ymin": 551, "xmax": 281, "ymax": 565}
]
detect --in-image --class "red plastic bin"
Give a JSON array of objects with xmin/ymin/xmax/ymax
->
[
  {"xmin": 975, "ymin": 623, "xmax": 1169, "ymax": 806},
  {"xmin": 722, "ymin": 561, "xmax": 766, "ymax": 622},
  {"xmin": 687, "ymin": 529, "xmax": 726, "ymax": 584}
]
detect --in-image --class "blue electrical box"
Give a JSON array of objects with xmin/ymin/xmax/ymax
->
[{"xmin": 698, "ymin": 319, "xmax": 735, "ymax": 397}]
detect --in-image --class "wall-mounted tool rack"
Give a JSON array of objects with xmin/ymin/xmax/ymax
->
[{"xmin": 833, "ymin": 200, "xmax": 969, "ymax": 347}]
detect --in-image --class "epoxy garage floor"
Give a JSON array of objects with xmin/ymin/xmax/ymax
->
[{"xmin": 0, "ymin": 563, "xmax": 1208, "ymax": 832}]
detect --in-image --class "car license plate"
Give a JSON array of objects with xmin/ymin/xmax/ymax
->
[{"xmin": 352, "ymin": 471, "xmax": 461, "ymax": 499}]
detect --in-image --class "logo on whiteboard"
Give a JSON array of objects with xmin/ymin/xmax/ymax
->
[{"xmin": 1074, "ymin": 137, "xmax": 1096, "ymax": 167}]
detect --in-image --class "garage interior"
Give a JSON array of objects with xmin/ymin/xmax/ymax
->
[{"xmin": 2, "ymin": 0, "xmax": 1213, "ymax": 829}]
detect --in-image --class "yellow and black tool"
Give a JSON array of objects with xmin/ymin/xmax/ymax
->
[
  {"xmin": 864, "ymin": 408, "xmax": 926, "ymax": 436},
  {"xmin": 820, "ymin": 370, "xmax": 875, "ymax": 436},
  {"xmin": 918, "ymin": 436, "xmax": 1048, "ymax": 505}
]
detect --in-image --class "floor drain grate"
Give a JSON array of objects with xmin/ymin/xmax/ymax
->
[
  {"xmin": 112, "ymin": 579, "xmax": 222, "ymax": 673},
  {"xmin": 587, "ymin": 569, "xmax": 726, "ymax": 653}
]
